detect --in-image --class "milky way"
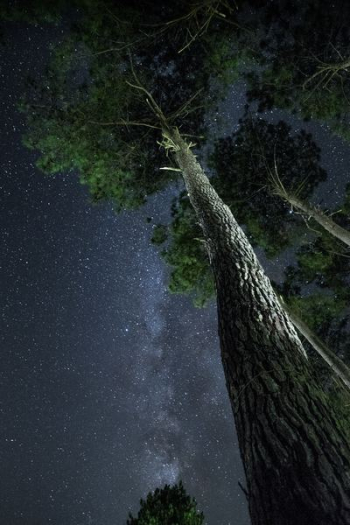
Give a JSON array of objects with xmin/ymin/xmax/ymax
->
[
  {"xmin": 2, "ymin": 12, "xmax": 350, "ymax": 525},
  {"xmin": 0, "ymin": 20, "xmax": 249, "ymax": 525}
]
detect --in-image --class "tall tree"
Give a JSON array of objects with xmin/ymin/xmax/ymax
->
[
  {"xmin": 13, "ymin": 1, "xmax": 350, "ymax": 522},
  {"xmin": 152, "ymin": 117, "xmax": 350, "ymax": 391},
  {"xmin": 152, "ymin": 117, "xmax": 327, "ymax": 305},
  {"xmin": 162, "ymin": 127, "xmax": 350, "ymax": 524}
]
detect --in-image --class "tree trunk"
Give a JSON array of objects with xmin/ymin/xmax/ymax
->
[
  {"xmin": 278, "ymin": 297, "xmax": 350, "ymax": 390},
  {"xmin": 168, "ymin": 129, "xmax": 350, "ymax": 525},
  {"xmin": 287, "ymin": 194, "xmax": 350, "ymax": 248}
]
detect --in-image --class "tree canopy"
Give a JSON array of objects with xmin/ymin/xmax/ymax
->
[
  {"xmin": 19, "ymin": 0, "xmax": 244, "ymax": 209},
  {"xmin": 244, "ymin": 0, "xmax": 350, "ymax": 139},
  {"xmin": 153, "ymin": 116, "xmax": 327, "ymax": 302},
  {"xmin": 14, "ymin": 0, "xmax": 350, "ymax": 385},
  {"xmin": 126, "ymin": 482, "xmax": 204, "ymax": 525}
]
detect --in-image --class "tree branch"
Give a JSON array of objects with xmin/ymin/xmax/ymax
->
[{"xmin": 278, "ymin": 296, "xmax": 350, "ymax": 390}]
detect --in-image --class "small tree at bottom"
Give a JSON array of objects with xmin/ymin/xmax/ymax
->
[{"xmin": 126, "ymin": 481, "xmax": 204, "ymax": 524}]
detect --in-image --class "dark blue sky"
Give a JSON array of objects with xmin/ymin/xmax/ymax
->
[
  {"xmin": 2, "ymin": 12, "xmax": 350, "ymax": 525},
  {"xmin": 0, "ymin": 20, "xmax": 250, "ymax": 525}
]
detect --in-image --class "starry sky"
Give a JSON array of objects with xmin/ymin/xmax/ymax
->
[
  {"xmin": 0, "ymin": 19, "xmax": 249, "ymax": 525},
  {"xmin": 2, "ymin": 14, "xmax": 350, "ymax": 525}
]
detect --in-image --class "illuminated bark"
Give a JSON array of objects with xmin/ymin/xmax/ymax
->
[{"xmin": 169, "ymin": 128, "xmax": 350, "ymax": 525}]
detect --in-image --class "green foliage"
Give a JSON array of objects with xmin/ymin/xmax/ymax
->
[
  {"xmin": 12, "ymin": 0, "xmax": 350, "ymax": 377},
  {"xmin": 282, "ymin": 228, "xmax": 350, "ymax": 298},
  {"xmin": 20, "ymin": 3, "xmax": 179, "ymax": 209},
  {"xmin": 20, "ymin": 1, "xmax": 244, "ymax": 212},
  {"xmin": 151, "ymin": 225, "xmax": 168, "ymax": 246},
  {"xmin": 152, "ymin": 192, "xmax": 215, "ymax": 307},
  {"xmin": 22, "ymin": 57, "xmax": 170, "ymax": 210},
  {"xmin": 287, "ymin": 294, "xmax": 347, "ymax": 333},
  {"xmin": 245, "ymin": 0, "xmax": 350, "ymax": 139},
  {"xmin": 210, "ymin": 116, "xmax": 326, "ymax": 257},
  {"xmin": 127, "ymin": 482, "xmax": 204, "ymax": 525},
  {"xmin": 202, "ymin": 33, "xmax": 257, "ymax": 91},
  {"xmin": 297, "ymin": 248, "xmax": 335, "ymax": 276},
  {"xmin": 278, "ymin": 210, "xmax": 350, "ymax": 368},
  {"xmin": 153, "ymin": 117, "xmax": 327, "ymax": 306},
  {"xmin": 18, "ymin": 0, "xmax": 249, "ymax": 301}
]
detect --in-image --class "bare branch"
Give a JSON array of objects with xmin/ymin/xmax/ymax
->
[
  {"xmin": 303, "ymin": 57, "xmax": 350, "ymax": 93},
  {"xmin": 278, "ymin": 296, "xmax": 350, "ymax": 390},
  {"xmin": 268, "ymin": 157, "xmax": 350, "ymax": 247},
  {"xmin": 88, "ymin": 119, "xmax": 161, "ymax": 130}
]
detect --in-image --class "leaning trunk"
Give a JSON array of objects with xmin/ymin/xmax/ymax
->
[
  {"xmin": 278, "ymin": 297, "xmax": 350, "ymax": 390},
  {"xmin": 168, "ymin": 129, "xmax": 350, "ymax": 525},
  {"xmin": 286, "ymin": 193, "xmax": 350, "ymax": 247}
]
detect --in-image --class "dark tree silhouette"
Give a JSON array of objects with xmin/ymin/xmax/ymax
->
[
  {"xmin": 244, "ymin": 0, "xmax": 350, "ymax": 140},
  {"xmin": 126, "ymin": 482, "xmax": 204, "ymax": 525}
]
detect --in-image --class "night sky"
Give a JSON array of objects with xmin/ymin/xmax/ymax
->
[
  {"xmin": 1, "ymin": 19, "xmax": 249, "ymax": 525},
  {"xmin": 1, "ymin": 14, "xmax": 350, "ymax": 525}
]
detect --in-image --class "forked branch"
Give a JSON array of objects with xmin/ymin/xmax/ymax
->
[
  {"xmin": 268, "ymin": 158, "xmax": 350, "ymax": 247},
  {"xmin": 303, "ymin": 57, "xmax": 350, "ymax": 91}
]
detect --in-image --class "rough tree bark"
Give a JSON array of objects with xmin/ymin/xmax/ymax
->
[{"xmin": 167, "ymin": 128, "xmax": 350, "ymax": 525}]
